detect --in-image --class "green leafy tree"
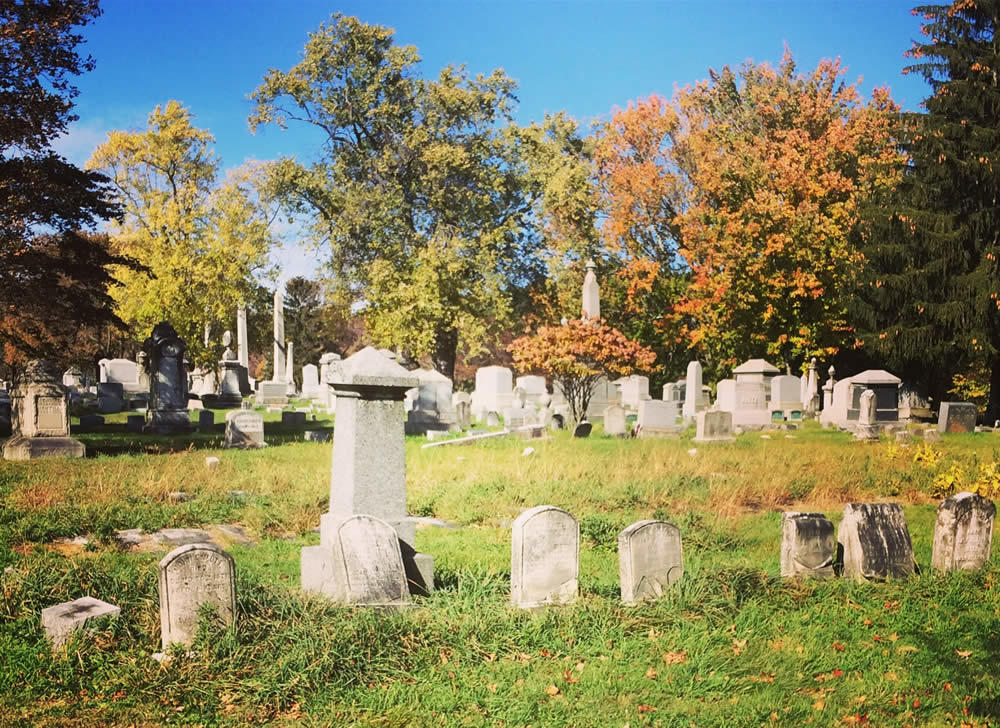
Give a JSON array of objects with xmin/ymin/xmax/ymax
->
[
  {"xmin": 87, "ymin": 101, "xmax": 277, "ymax": 367},
  {"xmin": 0, "ymin": 0, "xmax": 139, "ymax": 369},
  {"xmin": 284, "ymin": 276, "xmax": 324, "ymax": 380},
  {"xmin": 853, "ymin": 1, "xmax": 1000, "ymax": 419},
  {"xmin": 250, "ymin": 14, "xmax": 554, "ymax": 379}
]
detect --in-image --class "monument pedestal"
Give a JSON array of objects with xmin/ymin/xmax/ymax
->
[{"xmin": 2, "ymin": 435, "xmax": 84, "ymax": 460}]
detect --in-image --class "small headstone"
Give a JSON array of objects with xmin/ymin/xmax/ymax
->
[
  {"xmin": 510, "ymin": 505, "xmax": 579, "ymax": 608},
  {"xmin": 603, "ymin": 404, "xmax": 627, "ymax": 437},
  {"xmin": 78, "ymin": 414, "xmax": 104, "ymax": 429},
  {"xmin": 550, "ymin": 413, "xmax": 565, "ymax": 430},
  {"xmin": 126, "ymin": 414, "xmax": 145, "ymax": 433},
  {"xmin": 158, "ymin": 543, "xmax": 236, "ymax": 649},
  {"xmin": 197, "ymin": 409, "xmax": 214, "ymax": 433},
  {"xmin": 169, "ymin": 491, "xmax": 194, "ymax": 503},
  {"xmin": 618, "ymin": 520, "xmax": 683, "ymax": 604},
  {"xmin": 572, "ymin": 421, "xmax": 592, "ymax": 438},
  {"xmin": 425, "ymin": 429, "xmax": 450, "ymax": 441},
  {"xmin": 937, "ymin": 402, "xmax": 978, "ymax": 434},
  {"xmin": 224, "ymin": 410, "xmax": 265, "ymax": 449},
  {"xmin": 837, "ymin": 503, "xmax": 915, "ymax": 581},
  {"xmin": 521, "ymin": 446, "xmax": 535, "ymax": 457},
  {"xmin": 923, "ymin": 427, "xmax": 942, "ymax": 442},
  {"xmin": 486, "ymin": 411, "xmax": 500, "ymax": 427},
  {"xmin": 854, "ymin": 389, "xmax": 879, "ymax": 441},
  {"xmin": 780, "ymin": 512, "xmax": 835, "ymax": 578},
  {"xmin": 931, "ymin": 492, "xmax": 995, "ymax": 571},
  {"xmin": 637, "ymin": 400, "xmax": 680, "ymax": 437},
  {"xmin": 205, "ymin": 457, "xmax": 220, "ymax": 469},
  {"xmin": 41, "ymin": 596, "xmax": 120, "ymax": 649},
  {"xmin": 694, "ymin": 410, "xmax": 734, "ymax": 442},
  {"xmin": 304, "ymin": 430, "xmax": 331, "ymax": 443}
]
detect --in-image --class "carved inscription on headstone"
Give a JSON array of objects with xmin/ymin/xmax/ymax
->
[
  {"xmin": 158, "ymin": 543, "xmax": 236, "ymax": 649},
  {"xmin": 511, "ymin": 505, "xmax": 579, "ymax": 608},
  {"xmin": 618, "ymin": 520, "xmax": 682, "ymax": 604},
  {"xmin": 35, "ymin": 396, "xmax": 63, "ymax": 432},
  {"xmin": 931, "ymin": 492, "xmax": 995, "ymax": 571}
]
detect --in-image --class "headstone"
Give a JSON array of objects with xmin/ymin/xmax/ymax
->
[
  {"xmin": 284, "ymin": 340, "xmax": 296, "ymax": 396},
  {"xmin": 301, "ymin": 364, "xmax": 323, "ymax": 400},
  {"xmin": 804, "ymin": 358, "xmax": 820, "ymax": 414},
  {"xmin": 618, "ymin": 520, "xmax": 683, "ymax": 604},
  {"xmin": 62, "ymin": 366, "xmax": 83, "ymax": 391},
  {"xmin": 511, "ymin": 505, "xmax": 579, "ymax": 608},
  {"xmin": 770, "ymin": 375, "xmax": 803, "ymax": 413},
  {"xmin": 662, "ymin": 380, "xmax": 685, "ymax": 404},
  {"xmin": 405, "ymin": 368, "xmax": 457, "ymax": 435},
  {"xmin": 583, "ymin": 376, "xmax": 621, "ymax": 421},
  {"xmin": 603, "ymin": 404, "xmax": 627, "ymax": 436},
  {"xmin": 471, "ymin": 366, "xmax": 513, "ymax": 422},
  {"xmin": 486, "ymin": 411, "xmax": 500, "ymax": 427},
  {"xmin": 158, "ymin": 543, "xmax": 236, "ymax": 649},
  {"xmin": 304, "ymin": 429, "xmax": 331, "ymax": 442},
  {"xmin": 515, "ymin": 375, "xmax": 548, "ymax": 407},
  {"xmin": 41, "ymin": 596, "xmax": 120, "ymax": 649},
  {"xmin": 224, "ymin": 410, "xmax": 265, "ymax": 449},
  {"xmin": 78, "ymin": 414, "xmax": 104, "ymax": 429},
  {"xmin": 937, "ymin": 402, "xmax": 978, "ymax": 434},
  {"xmin": 837, "ymin": 503, "xmax": 915, "ymax": 581},
  {"xmin": 502, "ymin": 405, "xmax": 529, "ymax": 428},
  {"xmin": 572, "ymin": 421, "xmax": 592, "ymax": 438},
  {"xmin": 255, "ymin": 380, "xmax": 287, "ymax": 407},
  {"xmin": 618, "ymin": 375, "xmax": 651, "ymax": 410},
  {"xmin": 318, "ymin": 352, "xmax": 342, "ymax": 409},
  {"xmin": 97, "ymin": 381, "xmax": 124, "ymax": 414},
  {"xmin": 854, "ymin": 389, "xmax": 879, "ymax": 441},
  {"xmin": 126, "ymin": 414, "xmax": 145, "ymax": 433},
  {"xmin": 281, "ymin": 410, "xmax": 306, "ymax": 426},
  {"xmin": 931, "ymin": 492, "xmax": 995, "ymax": 571},
  {"xmin": 682, "ymin": 361, "xmax": 704, "ymax": 419},
  {"xmin": 454, "ymin": 398, "xmax": 472, "ymax": 430},
  {"xmin": 142, "ymin": 322, "xmax": 191, "ymax": 434},
  {"xmin": 715, "ymin": 379, "xmax": 736, "ymax": 412},
  {"xmin": 2, "ymin": 360, "xmax": 84, "ymax": 460},
  {"xmin": 301, "ymin": 514, "xmax": 410, "ymax": 606},
  {"xmin": 780, "ymin": 512, "xmax": 835, "ymax": 578},
  {"xmin": 847, "ymin": 370, "xmax": 901, "ymax": 425},
  {"xmin": 301, "ymin": 347, "xmax": 433, "ymax": 597},
  {"xmin": 694, "ymin": 410, "xmax": 734, "ymax": 442},
  {"xmin": 197, "ymin": 409, "xmax": 214, "ymax": 433},
  {"xmin": 733, "ymin": 358, "xmax": 780, "ymax": 389},
  {"xmin": 99, "ymin": 357, "xmax": 143, "ymax": 393},
  {"xmin": 581, "ymin": 259, "xmax": 600, "ymax": 320},
  {"xmin": 236, "ymin": 306, "xmax": 249, "ymax": 368},
  {"xmin": 637, "ymin": 399, "xmax": 679, "ymax": 437}
]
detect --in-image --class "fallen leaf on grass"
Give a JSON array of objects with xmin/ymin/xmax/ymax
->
[
  {"xmin": 814, "ymin": 699, "xmax": 825, "ymax": 711},
  {"xmin": 833, "ymin": 669, "xmax": 844, "ymax": 678},
  {"xmin": 832, "ymin": 641, "xmax": 846, "ymax": 651},
  {"xmin": 896, "ymin": 645, "xmax": 918, "ymax": 654},
  {"xmin": 545, "ymin": 685, "xmax": 560, "ymax": 696},
  {"xmin": 885, "ymin": 672, "xmax": 899, "ymax": 682},
  {"xmin": 645, "ymin": 667, "xmax": 658, "ymax": 679},
  {"xmin": 732, "ymin": 639, "xmax": 747, "ymax": 655},
  {"xmin": 487, "ymin": 683, "xmax": 497, "ymax": 693},
  {"xmin": 575, "ymin": 662, "xmax": 585, "ymax": 672},
  {"xmin": 956, "ymin": 649, "xmax": 973, "ymax": 659},
  {"xmin": 637, "ymin": 705, "xmax": 656, "ymax": 713},
  {"xmin": 563, "ymin": 670, "xmax": 579, "ymax": 684},
  {"xmin": 748, "ymin": 673, "xmax": 775, "ymax": 683},
  {"xmin": 663, "ymin": 651, "xmax": 687, "ymax": 664}
]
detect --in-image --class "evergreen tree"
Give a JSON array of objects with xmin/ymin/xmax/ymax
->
[{"xmin": 853, "ymin": 1, "xmax": 1000, "ymax": 419}]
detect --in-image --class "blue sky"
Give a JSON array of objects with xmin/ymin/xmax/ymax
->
[{"xmin": 58, "ymin": 0, "xmax": 930, "ymax": 279}]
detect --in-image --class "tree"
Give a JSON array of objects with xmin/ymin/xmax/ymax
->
[
  {"xmin": 87, "ymin": 102, "xmax": 277, "ymax": 368},
  {"xmin": 592, "ymin": 53, "xmax": 902, "ymax": 379},
  {"xmin": 249, "ymin": 14, "xmax": 550, "ymax": 380},
  {"xmin": 0, "ymin": 0, "xmax": 137, "ymax": 368},
  {"xmin": 510, "ymin": 319, "xmax": 655, "ymax": 424},
  {"xmin": 284, "ymin": 276, "xmax": 324, "ymax": 378},
  {"xmin": 853, "ymin": 1, "xmax": 1000, "ymax": 420}
]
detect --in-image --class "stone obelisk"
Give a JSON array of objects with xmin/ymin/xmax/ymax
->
[
  {"xmin": 273, "ymin": 289, "xmax": 286, "ymax": 383},
  {"xmin": 236, "ymin": 306, "xmax": 249, "ymax": 369},
  {"xmin": 582, "ymin": 260, "xmax": 600, "ymax": 320}
]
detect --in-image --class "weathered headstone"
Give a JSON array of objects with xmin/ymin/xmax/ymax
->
[
  {"xmin": 97, "ymin": 381, "xmax": 124, "ymax": 414},
  {"xmin": 937, "ymin": 402, "xmax": 978, "ymax": 434},
  {"xmin": 618, "ymin": 375, "xmax": 651, "ymax": 410},
  {"xmin": 511, "ymin": 505, "xmax": 579, "ymax": 608},
  {"xmin": 931, "ymin": 492, "xmax": 995, "ymax": 571},
  {"xmin": 197, "ymin": 409, "xmax": 214, "ymax": 433},
  {"xmin": 486, "ymin": 411, "xmax": 500, "ymax": 427},
  {"xmin": 581, "ymin": 259, "xmax": 600, "ymax": 320},
  {"xmin": 405, "ymin": 367, "xmax": 456, "ymax": 435},
  {"xmin": 126, "ymin": 414, "xmax": 145, "ymax": 433},
  {"xmin": 471, "ymin": 366, "xmax": 513, "ymax": 422},
  {"xmin": 62, "ymin": 366, "xmax": 83, "ymax": 391},
  {"xmin": 301, "ymin": 364, "xmax": 322, "ymax": 400},
  {"xmin": 694, "ymin": 410, "xmax": 734, "ymax": 442},
  {"xmin": 572, "ymin": 421, "xmax": 593, "ymax": 438},
  {"xmin": 780, "ymin": 512, "xmax": 835, "ymax": 578},
  {"xmin": 143, "ymin": 322, "xmax": 191, "ymax": 434},
  {"xmin": 618, "ymin": 520, "xmax": 683, "ymax": 604},
  {"xmin": 2, "ymin": 359, "xmax": 84, "ymax": 460},
  {"xmin": 637, "ymin": 399, "xmax": 679, "ymax": 437},
  {"xmin": 301, "ymin": 514, "xmax": 410, "ymax": 605},
  {"xmin": 515, "ymin": 375, "xmax": 548, "ymax": 407},
  {"xmin": 682, "ymin": 361, "xmax": 704, "ymax": 419},
  {"xmin": 224, "ymin": 410, "xmax": 265, "ymax": 449},
  {"xmin": 837, "ymin": 503, "xmax": 915, "ymax": 580},
  {"xmin": 854, "ymin": 389, "xmax": 879, "ymax": 441},
  {"xmin": 41, "ymin": 596, "xmax": 120, "ymax": 649},
  {"xmin": 158, "ymin": 543, "xmax": 236, "ymax": 649},
  {"xmin": 603, "ymin": 404, "xmax": 627, "ymax": 436},
  {"xmin": 770, "ymin": 374, "xmax": 803, "ymax": 413}
]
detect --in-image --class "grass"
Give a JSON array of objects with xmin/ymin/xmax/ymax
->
[{"xmin": 1, "ymin": 421, "xmax": 999, "ymax": 726}]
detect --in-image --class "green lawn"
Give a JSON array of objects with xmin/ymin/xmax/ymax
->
[{"xmin": 1, "ymin": 422, "xmax": 998, "ymax": 727}]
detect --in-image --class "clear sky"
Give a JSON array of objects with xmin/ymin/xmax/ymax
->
[{"xmin": 57, "ymin": 0, "xmax": 930, "ymax": 279}]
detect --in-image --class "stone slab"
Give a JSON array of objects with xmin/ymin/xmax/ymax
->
[
  {"xmin": 158, "ymin": 543, "xmax": 236, "ymax": 649},
  {"xmin": 937, "ymin": 402, "xmax": 978, "ymax": 434},
  {"xmin": 511, "ymin": 505, "xmax": 579, "ymax": 608},
  {"xmin": 838, "ymin": 503, "xmax": 915, "ymax": 581},
  {"xmin": 931, "ymin": 492, "xmax": 995, "ymax": 570},
  {"xmin": 618, "ymin": 520, "xmax": 683, "ymax": 604},
  {"xmin": 780, "ymin": 512, "xmax": 835, "ymax": 578},
  {"xmin": 41, "ymin": 596, "xmax": 120, "ymax": 649}
]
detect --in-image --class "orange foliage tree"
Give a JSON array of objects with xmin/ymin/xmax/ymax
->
[
  {"xmin": 593, "ymin": 51, "xmax": 902, "ymax": 376},
  {"xmin": 510, "ymin": 318, "xmax": 655, "ymax": 424}
]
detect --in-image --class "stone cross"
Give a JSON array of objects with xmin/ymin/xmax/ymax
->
[
  {"xmin": 511, "ymin": 505, "xmax": 579, "ymax": 608},
  {"xmin": 273, "ymin": 288, "xmax": 286, "ymax": 382},
  {"xmin": 158, "ymin": 542, "xmax": 236, "ymax": 649},
  {"xmin": 931, "ymin": 492, "xmax": 995, "ymax": 570},
  {"xmin": 581, "ymin": 260, "xmax": 600, "ymax": 320},
  {"xmin": 618, "ymin": 520, "xmax": 682, "ymax": 604},
  {"xmin": 837, "ymin": 503, "xmax": 915, "ymax": 580}
]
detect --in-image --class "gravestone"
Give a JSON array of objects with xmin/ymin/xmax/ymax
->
[
  {"xmin": 770, "ymin": 374, "xmax": 802, "ymax": 413},
  {"xmin": 97, "ymin": 381, "xmax": 124, "ymax": 414},
  {"xmin": 486, "ymin": 411, "xmax": 500, "ymax": 427},
  {"xmin": 603, "ymin": 404, "xmax": 627, "ymax": 436},
  {"xmin": 582, "ymin": 376, "xmax": 621, "ymax": 421},
  {"xmin": 780, "ymin": 512, "xmax": 835, "ymax": 578},
  {"xmin": 804, "ymin": 357, "xmax": 820, "ymax": 414},
  {"xmin": 682, "ymin": 361, "xmax": 704, "ymax": 419},
  {"xmin": 302, "ymin": 347, "xmax": 433, "ymax": 597},
  {"xmin": 126, "ymin": 414, "xmax": 145, "ymax": 433},
  {"xmin": 453, "ymin": 396, "xmax": 472, "ymax": 430},
  {"xmin": 937, "ymin": 402, "xmax": 978, "ymax": 434},
  {"xmin": 472, "ymin": 366, "xmax": 514, "ymax": 422},
  {"xmin": 931, "ymin": 492, "xmax": 995, "ymax": 571},
  {"xmin": 847, "ymin": 370, "xmax": 901, "ymax": 424},
  {"xmin": 197, "ymin": 409, "xmax": 214, "ymax": 433},
  {"xmin": 694, "ymin": 410, "xmax": 734, "ymax": 442},
  {"xmin": 285, "ymin": 341, "xmax": 296, "ymax": 396},
  {"xmin": 2, "ymin": 359, "xmax": 84, "ymax": 460},
  {"xmin": 617, "ymin": 520, "xmax": 683, "ymax": 604},
  {"xmin": 581, "ymin": 259, "xmax": 600, "ymax": 320},
  {"xmin": 99, "ymin": 357, "xmax": 144, "ymax": 393},
  {"xmin": 511, "ymin": 505, "xmax": 579, "ymax": 608},
  {"xmin": 301, "ymin": 515, "xmax": 410, "ymax": 606},
  {"xmin": 515, "ymin": 375, "xmax": 548, "ymax": 407},
  {"xmin": 158, "ymin": 543, "xmax": 236, "ymax": 649},
  {"xmin": 301, "ymin": 364, "xmax": 323, "ymax": 400},
  {"xmin": 255, "ymin": 381, "xmax": 287, "ymax": 407},
  {"xmin": 619, "ymin": 375, "xmax": 651, "ymax": 410},
  {"xmin": 62, "ymin": 366, "xmax": 83, "ymax": 391},
  {"xmin": 318, "ymin": 352, "xmax": 342, "ymax": 409},
  {"xmin": 572, "ymin": 421, "xmax": 592, "ymax": 438},
  {"xmin": 405, "ymin": 368, "xmax": 456, "ymax": 435},
  {"xmin": 854, "ymin": 389, "xmax": 880, "ymax": 441},
  {"xmin": 837, "ymin": 503, "xmax": 915, "ymax": 581},
  {"xmin": 281, "ymin": 410, "xmax": 306, "ymax": 426},
  {"xmin": 899, "ymin": 386, "xmax": 932, "ymax": 422},
  {"xmin": 224, "ymin": 410, "xmax": 265, "ymax": 448},
  {"xmin": 143, "ymin": 322, "xmax": 191, "ymax": 434},
  {"xmin": 41, "ymin": 596, "xmax": 120, "ymax": 649},
  {"xmin": 715, "ymin": 379, "xmax": 736, "ymax": 412},
  {"xmin": 637, "ymin": 399, "xmax": 679, "ymax": 437}
]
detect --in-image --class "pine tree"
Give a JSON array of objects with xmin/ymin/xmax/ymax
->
[{"xmin": 853, "ymin": 1, "xmax": 1000, "ymax": 419}]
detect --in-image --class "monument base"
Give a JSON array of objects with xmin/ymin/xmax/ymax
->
[
  {"xmin": 200, "ymin": 393, "xmax": 243, "ymax": 409},
  {"xmin": 2, "ymin": 435, "xmax": 85, "ymax": 460},
  {"xmin": 145, "ymin": 410, "xmax": 192, "ymax": 435}
]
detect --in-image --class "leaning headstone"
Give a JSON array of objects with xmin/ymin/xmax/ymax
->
[
  {"xmin": 780, "ymin": 512, "xmax": 835, "ymax": 578},
  {"xmin": 931, "ymin": 492, "xmax": 995, "ymax": 571},
  {"xmin": 837, "ymin": 503, "xmax": 915, "ymax": 581},
  {"xmin": 301, "ymin": 515, "xmax": 410, "ymax": 606},
  {"xmin": 694, "ymin": 410, "xmax": 734, "ymax": 442},
  {"xmin": 224, "ymin": 410, "xmax": 265, "ymax": 449},
  {"xmin": 143, "ymin": 322, "xmax": 191, "ymax": 434},
  {"xmin": 3, "ymin": 360, "xmax": 85, "ymax": 460},
  {"xmin": 937, "ymin": 402, "xmax": 978, "ymax": 434},
  {"xmin": 618, "ymin": 520, "xmax": 683, "ymax": 604},
  {"xmin": 41, "ymin": 596, "xmax": 120, "ymax": 649},
  {"xmin": 603, "ymin": 404, "xmax": 627, "ymax": 437},
  {"xmin": 511, "ymin": 505, "xmax": 579, "ymax": 608},
  {"xmin": 158, "ymin": 543, "xmax": 236, "ymax": 650},
  {"xmin": 572, "ymin": 421, "xmax": 592, "ymax": 438}
]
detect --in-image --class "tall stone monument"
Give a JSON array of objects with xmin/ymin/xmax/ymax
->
[
  {"xmin": 285, "ymin": 340, "xmax": 296, "ymax": 396},
  {"xmin": 301, "ymin": 347, "xmax": 433, "ymax": 597},
  {"xmin": 236, "ymin": 305, "xmax": 249, "ymax": 369},
  {"xmin": 682, "ymin": 360, "xmax": 704, "ymax": 420},
  {"xmin": 581, "ymin": 259, "xmax": 600, "ymax": 320},
  {"xmin": 2, "ymin": 359, "xmax": 84, "ymax": 460},
  {"xmin": 214, "ymin": 331, "xmax": 243, "ymax": 408},
  {"xmin": 273, "ymin": 288, "xmax": 286, "ymax": 382},
  {"xmin": 142, "ymin": 321, "xmax": 191, "ymax": 434}
]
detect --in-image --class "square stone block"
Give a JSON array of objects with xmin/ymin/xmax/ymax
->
[{"xmin": 41, "ymin": 596, "xmax": 120, "ymax": 648}]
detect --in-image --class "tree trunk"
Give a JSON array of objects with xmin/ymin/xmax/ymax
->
[
  {"xmin": 986, "ymin": 354, "xmax": 1000, "ymax": 426},
  {"xmin": 432, "ymin": 326, "xmax": 458, "ymax": 381}
]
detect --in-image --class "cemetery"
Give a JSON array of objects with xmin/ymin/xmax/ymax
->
[{"xmin": 4, "ymin": 1, "xmax": 1000, "ymax": 726}]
